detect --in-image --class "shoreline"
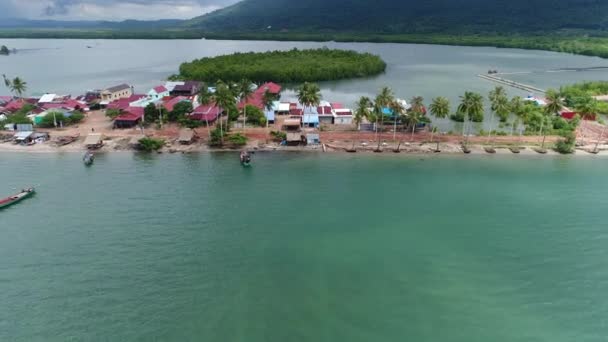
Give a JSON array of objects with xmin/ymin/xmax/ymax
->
[
  {"xmin": 2, "ymin": 140, "xmax": 607, "ymax": 157},
  {"xmin": 1, "ymin": 32, "xmax": 608, "ymax": 59}
]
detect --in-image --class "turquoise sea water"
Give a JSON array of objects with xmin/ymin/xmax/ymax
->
[{"xmin": 2, "ymin": 152, "xmax": 608, "ymax": 341}]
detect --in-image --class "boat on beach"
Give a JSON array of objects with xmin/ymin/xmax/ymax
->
[{"xmin": 0, "ymin": 188, "xmax": 35, "ymax": 210}]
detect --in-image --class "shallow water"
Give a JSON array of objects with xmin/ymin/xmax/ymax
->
[{"xmin": 2, "ymin": 152, "xmax": 608, "ymax": 341}]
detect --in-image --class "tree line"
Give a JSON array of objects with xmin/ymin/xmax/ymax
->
[
  {"xmin": 177, "ymin": 48, "xmax": 387, "ymax": 83},
  {"xmin": 348, "ymin": 85, "xmax": 588, "ymax": 153}
]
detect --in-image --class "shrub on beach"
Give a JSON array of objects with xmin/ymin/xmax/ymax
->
[{"xmin": 138, "ymin": 137, "xmax": 165, "ymax": 152}]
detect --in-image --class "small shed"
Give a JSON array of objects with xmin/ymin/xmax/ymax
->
[
  {"xmin": 84, "ymin": 133, "xmax": 103, "ymax": 149},
  {"xmin": 302, "ymin": 114, "xmax": 319, "ymax": 128},
  {"xmin": 14, "ymin": 131, "xmax": 33, "ymax": 143},
  {"xmin": 283, "ymin": 118, "xmax": 301, "ymax": 131},
  {"xmin": 306, "ymin": 133, "xmax": 320, "ymax": 145},
  {"xmin": 178, "ymin": 129, "xmax": 196, "ymax": 145},
  {"xmin": 286, "ymin": 132, "xmax": 304, "ymax": 145}
]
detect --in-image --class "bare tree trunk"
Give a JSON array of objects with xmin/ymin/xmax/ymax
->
[
  {"xmin": 411, "ymin": 123, "xmax": 415, "ymax": 142},
  {"xmin": 539, "ymin": 119, "xmax": 545, "ymax": 148},
  {"xmin": 243, "ymin": 106, "xmax": 247, "ymax": 133},
  {"xmin": 595, "ymin": 124, "xmax": 606, "ymax": 153}
]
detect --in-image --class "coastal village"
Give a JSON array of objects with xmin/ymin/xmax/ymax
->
[{"xmin": 1, "ymin": 78, "xmax": 608, "ymax": 155}]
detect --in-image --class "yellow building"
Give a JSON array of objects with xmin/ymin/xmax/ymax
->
[{"xmin": 100, "ymin": 84, "xmax": 133, "ymax": 103}]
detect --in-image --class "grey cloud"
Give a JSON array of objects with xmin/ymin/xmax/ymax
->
[{"xmin": 40, "ymin": 0, "xmax": 240, "ymax": 14}]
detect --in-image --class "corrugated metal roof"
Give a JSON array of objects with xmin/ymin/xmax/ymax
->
[
  {"xmin": 178, "ymin": 129, "xmax": 195, "ymax": 142},
  {"xmin": 84, "ymin": 134, "xmax": 102, "ymax": 145},
  {"xmin": 14, "ymin": 131, "xmax": 33, "ymax": 140}
]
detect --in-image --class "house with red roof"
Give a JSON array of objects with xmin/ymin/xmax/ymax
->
[
  {"xmin": 190, "ymin": 103, "xmax": 222, "ymax": 123},
  {"xmin": 255, "ymin": 82, "xmax": 282, "ymax": 95},
  {"xmin": 170, "ymin": 81, "xmax": 202, "ymax": 97},
  {"xmin": 163, "ymin": 96, "xmax": 191, "ymax": 112},
  {"xmin": 114, "ymin": 107, "xmax": 144, "ymax": 128}
]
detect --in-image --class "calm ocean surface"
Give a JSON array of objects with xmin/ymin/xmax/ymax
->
[{"xmin": 2, "ymin": 152, "xmax": 608, "ymax": 341}]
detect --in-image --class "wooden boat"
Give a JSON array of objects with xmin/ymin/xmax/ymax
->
[
  {"xmin": 55, "ymin": 134, "xmax": 80, "ymax": 146},
  {"xmin": 83, "ymin": 151, "xmax": 94, "ymax": 166},
  {"xmin": 240, "ymin": 150, "xmax": 251, "ymax": 166},
  {"xmin": 0, "ymin": 188, "xmax": 35, "ymax": 210}
]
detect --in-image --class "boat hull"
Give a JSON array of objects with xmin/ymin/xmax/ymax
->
[{"xmin": 0, "ymin": 189, "xmax": 35, "ymax": 210}]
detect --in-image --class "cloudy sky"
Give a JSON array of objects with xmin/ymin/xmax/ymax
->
[{"xmin": 0, "ymin": 0, "xmax": 241, "ymax": 21}]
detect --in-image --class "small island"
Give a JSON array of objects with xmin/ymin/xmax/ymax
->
[{"xmin": 176, "ymin": 48, "xmax": 387, "ymax": 83}]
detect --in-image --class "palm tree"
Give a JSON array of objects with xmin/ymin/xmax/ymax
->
[
  {"xmin": 488, "ymin": 93, "xmax": 509, "ymax": 143},
  {"xmin": 488, "ymin": 86, "xmax": 507, "ymax": 106},
  {"xmin": 262, "ymin": 90, "xmax": 275, "ymax": 129},
  {"xmin": 238, "ymin": 79, "xmax": 253, "ymax": 132},
  {"xmin": 353, "ymin": 96, "xmax": 372, "ymax": 149},
  {"xmin": 407, "ymin": 110, "xmax": 422, "ymax": 142},
  {"xmin": 10, "ymin": 77, "xmax": 27, "ymax": 101},
  {"xmin": 410, "ymin": 96, "xmax": 425, "ymax": 114},
  {"xmin": 374, "ymin": 87, "xmax": 394, "ymax": 150},
  {"xmin": 457, "ymin": 91, "xmax": 484, "ymax": 146},
  {"xmin": 510, "ymin": 96, "xmax": 528, "ymax": 143},
  {"xmin": 429, "ymin": 97, "xmax": 450, "ymax": 150},
  {"xmin": 542, "ymin": 89, "xmax": 565, "ymax": 148},
  {"xmin": 2, "ymin": 74, "xmax": 11, "ymax": 89},
  {"xmin": 389, "ymin": 99, "xmax": 406, "ymax": 150},
  {"xmin": 197, "ymin": 83, "xmax": 213, "ymax": 138},
  {"xmin": 214, "ymin": 81, "xmax": 236, "ymax": 145},
  {"xmin": 575, "ymin": 97, "xmax": 599, "ymax": 146},
  {"xmin": 408, "ymin": 96, "xmax": 425, "ymax": 143},
  {"xmin": 297, "ymin": 82, "xmax": 321, "ymax": 127}
]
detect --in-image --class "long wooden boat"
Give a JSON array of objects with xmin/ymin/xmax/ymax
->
[
  {"xmin": 0, "ymin": 188, "xmax": 35, "ymax": 210},
  {"xmin": 55, "ymin": 134, "xmax": 80, "ymax": 146}
]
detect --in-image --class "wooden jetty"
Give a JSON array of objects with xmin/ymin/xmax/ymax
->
[{"xmin": 478, "ymin": 74, "xmax": 546, "ymax": 94}]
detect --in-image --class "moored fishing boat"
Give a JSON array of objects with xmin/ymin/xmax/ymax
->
[
  {"xmin": 0, "ymin": 188, "xmax": 35, "ymax": 210},
  {"xmin": 83, "ymin": 151, "xmax": 94, "ymax": 166},
  {"xmin": 240, "ymin": 150, "xmax": 251, "ymax": 167}
]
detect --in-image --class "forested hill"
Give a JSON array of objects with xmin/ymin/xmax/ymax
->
[{"xmin": 184, "ymin": 0, "xmax": 608, "ymax": 34}]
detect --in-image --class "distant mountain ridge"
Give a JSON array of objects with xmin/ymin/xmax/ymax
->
[{"xmin": 184, "ymin": 0, "xmax": 608, "ymax": 34}]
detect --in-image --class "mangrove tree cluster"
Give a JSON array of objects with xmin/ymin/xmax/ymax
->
[{"xmin": 177, "ymin": 48, "xmax": 386, "ymax": 83}]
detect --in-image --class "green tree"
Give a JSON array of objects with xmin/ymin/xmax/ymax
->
[
  {"xmin": 10, "ymin": 77, "xmax": 27, "ymax": 101},
  {"xmin": 144, "ymin": 103, "xmax": 159, "ymax": 124},
  {"xmin": 389, "ymin": 99, "xmax": 406, "ymax": 149},
  {"xmin": 244, "ymin": 104, "xmax": 266, "ymax": 126},
  {"xmin": 214, "ymin": 81, "xmax": 237, "ymax": 145},
  {"xmin": 138, "ymin": 137, "xmax": 165, "ymax": 151},
  {"xmin": 352, "ymin": 96, "xmax": 372, "ymax": 149},
  {"xmin": 237, "ymin": 79, "xmax": 254, "ymax": 131},
  {"xmin": 457, "ymin": 91, "xmax": 484, "ymax": 144},
  {"xmin": 169, "ymin": 101, "xmax": 193, "ymax": 122},
  {"xmin": 297, "ymin": 82, "xmax": 321, "ymax": 118},
  {"xmin": 542, "ymin": 89, "xmax": 565, "ymax": 148},
  {"xmin": 408, "ymin": 96, "xmax": 425, "ymax": 142},
  {"xmin": 374, "ymin": 86, "xmax": 394, "ymax": 150},
  {"xmin": 262, "ymin": 89, "xmax": 275, "ymax": 128},
  {"xmin": 429, "ymin": 96, "xmax": 450, "ymax": 149},
  {"xmin": 105, "ymin": 108, "xmax": 122, "ymax": 119}
]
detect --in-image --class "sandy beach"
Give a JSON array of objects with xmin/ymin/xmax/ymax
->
[{"xmin": 2, "ymin": 110, "xmax": 607, "ymax": 157}]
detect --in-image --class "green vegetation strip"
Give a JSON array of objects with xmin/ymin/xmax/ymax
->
[
  {"xmin": 2, "ymin": 29, "xmax": 608, "ymax": 59},
  {"xmin": 177, "ymin": 48, "xmax": 386, "ymax": 83}
]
